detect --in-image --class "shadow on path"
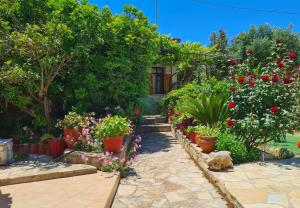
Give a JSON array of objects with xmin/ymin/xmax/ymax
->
[{"xmin": 0, "ymin": 190, "xmax": 12, "ymax": 208}]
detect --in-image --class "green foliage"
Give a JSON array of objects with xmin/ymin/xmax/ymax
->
[
  {"xmin": 216, "ymin": 133, "xmax": 260, "ymax": 164},
  {"xmin": 0, "ymin": 0, "xmax": 159, "ymax": 136},
  {"xmin": 231, "ymin": 24, "xmax": 300, "ymax": 67},
  {"xmin": 39, "ymin": 133, "xmax": 54, "ymax": 143},
  {"xmin": 56, "ymin": 112, "xmax": 83, "ymax": 129},
  {"xmin": 198, "ymin": 126, "xmax": 219, "ymax": 136},
  {"xmin": 228, "ymin": 41, "xmax": 300, "ymax": 149},
  {"xmin": 177, "ymin": 94, "xmax": 228, "ymax": 128},
  {"xmin": 95, "ymin": 116, "xmax": 131, "ymax": 138}
]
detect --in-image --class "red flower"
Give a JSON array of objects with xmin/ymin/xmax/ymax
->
[
  {"xmin": 230, "ymin": 59, "xmax": 237, "ymax": 66},
  {"xmin": 284, "ymin": 77, "xmax": 293, "ymax": 84},
  {"xmin": 272, "ymin": 74, "xmax": 279, "ymax": 83},
  {"xmin": 227, "ymin": 119, "xmax": 235, "ymax": 127},
  {"xmin": 261, "ymin": 74, "xmax": 270, "ymax": 81},
  {"xmin": 277, "ymin": 61, "xmax": 284, "ymax": 68},
  {"xmin": 270, "ymin": 106, "xmax": 279, "ymax": 114},
  {"xmin": 228, "ymin": 101, "xmax": 236, "ymax": 109},
  {"xmin": 238, "ymin": 77, "xmax": 246, "ymax": 83},
  {"xmin": 289, "ymin": 52, "xmax": 297, "ymax": 60},
  {"xmin": 297, "ymin": 141, "xmax": 300, "ymax": 148},
  {"xmin": 249, "ymin": 80, "xmax": 255, "ymax": 87},
  {"xmin": 247, "ymin": 49, "xmax": 254, "ymax": 55},
  {"xmin": 231, "ymin": 87, "xmax": 237, "ymax": 93}
]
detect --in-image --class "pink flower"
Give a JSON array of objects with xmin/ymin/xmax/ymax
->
[
  {"xmin": 272, "ymin": 74, "xmax": 279, "ymax": 83},
  {"xmin": 261, "ymin": 74, "xmax": 270, "ymax": 81},
  {"xmin": 227, "ymin": 119, "xmax": 235, "ymax": 127},
  {"xmin": 247, "ymin": 49, "xmax": 254, "ymax": 55},
  {"xmin": 238, "ymin": 77, "xmax": 246, "ymax": 83},
  {"xmin": 249, "ymin": 80, "xmax": 255, "ymax": 87},
  {"xmin": 284, "ymin": 77, "xmax": 293, "ymax": 84},
  {"xmin": 289, "ymin": 52, "xmax": 297, "ymax": 60},
  {"xmin": 230, "ymin": 59, "xmax": 237, "ymax": 66},
  {"xmin": 228, "ymin": 101, "xmax": 236, "ymax": 109},
  {"xmin": 231, "ymin": 87, "xmax": 237, "ymax": 93}
]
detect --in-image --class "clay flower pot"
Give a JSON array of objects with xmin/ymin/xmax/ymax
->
[
  {"xmin": 168, "ymin": 115, "xmax": 174, "ymax": 124},
  {"xmin": 188, "ymin": 132, "xmax": 197, "ymax": 143},
  {"xmin": 38, "ymin": 142, "xmax": 47, "ymax": 155},
  {"xmin": 103, "ymin": 135, "xmax": 124, "ymax": 153},
  {"xmin": 196, "ymin": 136, "xmax": 216, "ymax": 153},
  {"xmin": 63, "ymin": 128, "xmax": 81, "ymax": 149},
  {"xmin": 48, "ymin": 139, "xmax": 66, "ymax": 158},
  {"xmin": 30, "ymin": 143, "xmax": 38, "ymax": 154}
]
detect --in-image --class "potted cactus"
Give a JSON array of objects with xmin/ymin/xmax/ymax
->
[
  {"xmin": 195, "ymin": 126, "xmax": 219, "ymax": 153},
  {"xmin": 57, "ymin": 112, "xmax": 84, "ymax": 149},
  {"xmin": 95, "ymin": 116, "xmax": 132, "ymax": 153}
]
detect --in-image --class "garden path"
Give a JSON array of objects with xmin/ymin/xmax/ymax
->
[{"xmin": 112, "ymin": 132, "xmax": 228, "ymax": 208}]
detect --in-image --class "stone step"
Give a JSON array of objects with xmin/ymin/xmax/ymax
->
[
  {"xmin": 141, "ymin": 115, "xmax": 166, "ymax": 125},
  {"xmin": 0, "ymin": 162, "xmax": 97, "ymax": 186},
  {"xmin": 137, "ymin": 123, "xmax": 171, "ymax": 133}
]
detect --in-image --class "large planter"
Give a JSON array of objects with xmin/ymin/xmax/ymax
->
[
  {"xmin": 64, "ymin": 128, "xmax": 81, "ymax": 149},
  {"xmin": 48, "ymin": 139, "xmax": 66, "ymax": 158},
  {"xmin": 30, "ymin": 143, "xmax": 38, "ymax": 154},
  {"xmin": 103, "ymin": 135, "xmax": 124, "ymax": 153},
  {"xmin": 38, "ymin": 142, "xmax": 48, "ymax": 155},
  {"xmin": 196, "ymin": 136, "xmax": 217, "ymax": 153},
  {"xmin": 188, "ymin": 132, "xmax": 197, "ymax": 143}
]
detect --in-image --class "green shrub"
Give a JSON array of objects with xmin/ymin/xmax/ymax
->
[
  {"xmin": 177, "ymin": 94, "xmax": 228, "ymax": 128},
  {"xmin": 216, "ymin": 133, "xmax": 260, "ymax": 164}
]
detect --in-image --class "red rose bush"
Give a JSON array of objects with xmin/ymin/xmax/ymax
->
[{"xmin": 227, "ymin": 41, "xmax": 300, "ymax": 149}]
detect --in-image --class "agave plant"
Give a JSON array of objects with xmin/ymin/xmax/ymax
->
[{"xmin": 177, "ymin": 94, "xmax": 228, "ymax": 128}]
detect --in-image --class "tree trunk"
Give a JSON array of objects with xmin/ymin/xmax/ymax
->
[{"xmin": 43, "ymin": 95, "xmax": 51, "ymax": 132}]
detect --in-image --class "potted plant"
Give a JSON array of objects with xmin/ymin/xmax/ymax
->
[
  {"xmin": 39, "ymin": 133, "xmax": 53, "ymax": 155},
  {"xmin": 95, "ymin": 116, "xmax": 132, "ymax": 153},
  {"xmin": 195, "ymin": 126, "xmax": 219, "ymax": 153},
  {"xmin": 186, "ymin": 126, "xmax": 198, "ymax": 143},
  {"xmin": 57, "ymin": 112, "xmax": 84, "ymax": 149},
  {"xmin": 48, "ymin": 138, "xmax": 66, "ymax": 158}
]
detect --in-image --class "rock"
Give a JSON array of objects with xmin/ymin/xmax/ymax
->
[{"xmin": 207, "ymin": 151, "xmax": 233, "ymax": 171}]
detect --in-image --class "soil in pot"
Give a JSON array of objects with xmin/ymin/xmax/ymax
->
[
  {"xmin": 103, "ymin": 135, "xmax": 124, "ymax": 153},
  {"xmin": 196, "ymin": 136, "xmax": 216, "ymax": 153}
]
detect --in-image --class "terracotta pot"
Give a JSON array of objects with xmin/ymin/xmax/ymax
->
[
  {"xmin": 103, "ymin": 135, "xmax": 124, "ymax": 153},
  {"xmin": 22, "ymin": 143, "xmax": 30, "ymax": 154},
  {"xmin": 168, "ymin": 115, "xmax": 174, "ymax": 124},
  {"xmin": 63, "ymin": 128, "xmax": 81, "ymax": 149},
  {"xmin": 30, "ymin": 143, "xmax": 38, "ymax": 154},
  {"xmin": 49, "ymin": 139, "xmax": 66, "ymax": 158},
  {"xmin": 38, "ymin": 142, "xmax": 46, "ymax": 155},
  {"xmin": 188, "ymin": 132, "xmax": 197, "ymax": 143},
  {"xmin": 196, "ymin": 136, "xmax": 216, "ymax": 153}
]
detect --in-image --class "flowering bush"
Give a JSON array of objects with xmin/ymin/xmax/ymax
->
[
  {"xmin": 227, "ymin": 41, "xmax": 300, "ymax": 149},
  {"xmin": 56, "ymin": 112, "xmax": 84, "ymax": 129}
]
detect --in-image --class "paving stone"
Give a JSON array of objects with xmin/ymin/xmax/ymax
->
[{"xmin": 111, "ymin": 132, "xmax": 228, "ymax": 208}]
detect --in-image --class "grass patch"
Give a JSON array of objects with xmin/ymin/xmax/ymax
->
[{"xmin": 269, "ymin": 134, "xmax": 300, "ymax": 155}]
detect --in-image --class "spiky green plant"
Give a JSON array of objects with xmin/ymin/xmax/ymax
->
[{"xmin": 177, "ymin": 94, "xmax": 228, "ymax": 128}]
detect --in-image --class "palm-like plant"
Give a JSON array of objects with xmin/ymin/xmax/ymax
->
[{"xmin": 177, "ymin": 94, "xmax": 228, "ymax": 128}]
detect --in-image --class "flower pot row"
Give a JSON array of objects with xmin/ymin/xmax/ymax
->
[{"xmin": 14, "ymin": 139, "xmax": 66, "ymax": 158}]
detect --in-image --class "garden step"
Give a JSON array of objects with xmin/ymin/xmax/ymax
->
[
  {"xmin": 141, "ymin": 115, "xmax": 166, "ymax": 125},
  {"xmin": 137, "ymin": 123, "xmax": 171, "ymax": 133},
  {"xmin": 0, "ymin": 162, "xmax": 97, "ymax": 186}
]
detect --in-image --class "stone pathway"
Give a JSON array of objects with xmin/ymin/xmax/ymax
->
[
  {"xmin": 112, "ymin": 132, "xmax": 228, "ymax": 208},
  {"xmin": 212, "ymin": 159, "xmax": 300, "ymax": 208}
]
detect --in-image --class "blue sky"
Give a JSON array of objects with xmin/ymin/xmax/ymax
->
[{"xmin": 89, "ymin": 0, "xmax": 300, "ymax": 45}]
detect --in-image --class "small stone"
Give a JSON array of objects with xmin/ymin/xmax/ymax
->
[{"xmin": 207, "ymin": 151, "xmax": 233, "ymax": 171}]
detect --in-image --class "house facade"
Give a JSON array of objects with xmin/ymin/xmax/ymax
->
[{"xmin": 149, "ymin": 64, "xmax": 177, "ymax": 95}]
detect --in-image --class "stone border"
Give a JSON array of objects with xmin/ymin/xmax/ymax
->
[
  {"xmin": 0, "ymin": 163, "xmax": 97, "ymax": 186},
  {"xmin": 171, "ymin": 125, "xmax": 244, "ymax": 208}
]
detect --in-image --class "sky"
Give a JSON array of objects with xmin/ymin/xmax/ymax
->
[{"xmin": 89, "ymin": 0, "xmax": 300, "ymax": 45}]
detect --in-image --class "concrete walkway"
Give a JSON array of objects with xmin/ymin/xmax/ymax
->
[
  {"xmin": 112, "ymin": 132, "xmax": 228, "ymax": 208},
  {"xmin": 0, "ymin": 172, "xmax": 120, "ymax": 208}
]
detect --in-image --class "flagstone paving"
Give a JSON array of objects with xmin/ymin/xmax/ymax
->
[
  {"xmin": 112, "ymin": 132, "xmax": 228, "ymax": 208},
  {"xmin": 211, "ymin": 158, "xmax": 300, "ymax": 208}
]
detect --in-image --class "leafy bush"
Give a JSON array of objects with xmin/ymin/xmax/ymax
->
[
  {"xmin": 177, "ymin": 94, "xmax": 228, "ymax": 128},
  {"xmin": 95, "ymin": 116, "xmax": 132, "ymax": 138},
  {"xmin": 216, "ymin": 133, "xmax": 260, "ymax": 164},
  {"xmin": 56, "ymin": 112, "xmax": 84, "ymax": 129},
  {"xmin": 227, "ymin": 40, "xmax": 300, "ymax": 149}
]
